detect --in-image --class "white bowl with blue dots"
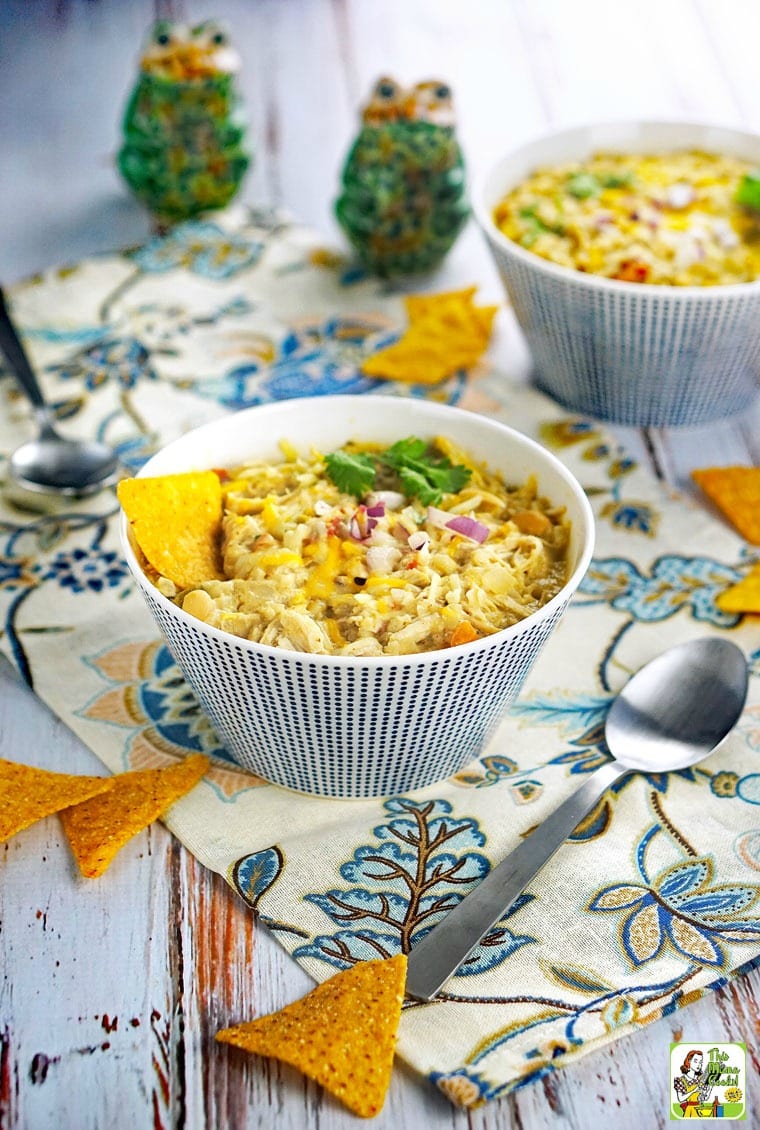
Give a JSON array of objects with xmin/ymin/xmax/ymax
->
[
  {"xmin": 477, "ymin": 120, "xmax": 760, "ymax": 427},
  {"xmin": 119, "ymin": 395, "xmax": 595, "ymax": 798}
]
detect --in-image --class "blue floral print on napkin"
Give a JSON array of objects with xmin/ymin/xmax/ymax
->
[{"xmin": 132, "ymin": 221, "xmax": 264, "ymax": 279}]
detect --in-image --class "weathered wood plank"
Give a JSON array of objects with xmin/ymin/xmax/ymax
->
[
  {"xmin": 0, "ymin": 661, "xmax": 178, "ymax": 1130},
  {"xmin": 695, "ymin": 0, "xmax": 760, "ymax": 131},
  {"xmin": 511, "ymin": 0, "xmax": 721, "ymax": 123},
  {"xmin": 652, "ymin": 397, "xmax": 760, "ymax": 501}
]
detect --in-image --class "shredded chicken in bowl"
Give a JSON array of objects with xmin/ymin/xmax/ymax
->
[{"xmin": 159, "ymin": 435, "xmax": 570, "ymax": 657}]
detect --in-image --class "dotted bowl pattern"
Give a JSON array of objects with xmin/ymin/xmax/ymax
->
[
  {"xmin": 483, "ymin": 235, "xmax": 760, "ymax": 428},
  {"xmin": 141, "ymin": 584, "xmax": 569, "ymax": 798}
]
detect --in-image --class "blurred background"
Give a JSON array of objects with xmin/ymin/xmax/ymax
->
[{"xmin": 4, "ymin": 0, "xmax": 760, "ymax": 286}]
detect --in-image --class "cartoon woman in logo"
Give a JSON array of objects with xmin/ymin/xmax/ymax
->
[{"xmin": 673, "ymin": 1050, "xmax": 714, "ymax": 1117}]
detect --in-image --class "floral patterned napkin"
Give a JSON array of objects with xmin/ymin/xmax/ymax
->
[{"xmin": 1, "ymin": 211, "xmax": 759, "ymax": 1109}]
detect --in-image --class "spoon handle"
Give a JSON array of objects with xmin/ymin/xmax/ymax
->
[
  {"xmin": 405, "ymin": 759, "xmax": 629, "ymax": 1001},
  {"xmin": 0, "ymin": 286, "xmax": 47, "ymax": 411}
]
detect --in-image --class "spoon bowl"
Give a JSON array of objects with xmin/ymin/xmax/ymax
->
[
  {"xmin": 0, "ymin": 286, "xmax": 121, "ymax": 503},
  {"xmin": 405, "ymin": 636, "xmax": 749, "ymax": 1000},
  {"xmin": 605, "ymin": 637, "xmax": 749, "ymax": 772},
  {"xmin": 9, "ymin": 430, "xmax": 121, "ymax": 499}
]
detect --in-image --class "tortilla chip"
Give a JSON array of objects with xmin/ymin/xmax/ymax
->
[
  {"xmin": 216, "ymin": 953, "xmax": 407, "ymax": 1118},
  {"xmin": 61, "ymin": 754, "xmax": 209, "ymax": 878},
  {"xmin": 474, "ymin": 303, "xmax": 499, "ymax": 337},
  {"xmin": 404, "ymin": 286, "xmax": 478, "ymax": 322},
  {"xmin": 716, "ymin": 565, "xmax": 760, "ymax": 614},
  {"xmin": 692, "ymin": 466, "xmax": 760, "ymax": 545},
  {"xmin": 117, "ymin": 471, "xmax": 224, "ymax": 588},
  {"xmin": 362, "ymin": 333, "xmax": 483, "ymax": 384},
  {"xmin": 406, "ymin": 289, "xmax": 497, "ymax": 344},
  {"xmin": 0, "ymin": 759, "xmax": 114, "ymax": 844},
  {"xmin": 363, "ymin": 287, "xmax": 497, "ymax": 384}
]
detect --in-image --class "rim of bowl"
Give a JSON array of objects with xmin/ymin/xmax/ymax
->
[
  {"xmin": 474, "ymin": 117, "xmax": 760, "ymax": 300},
  {"xmin": 119, "ymin": 395, "xmax": 596, "ymax": 669}
]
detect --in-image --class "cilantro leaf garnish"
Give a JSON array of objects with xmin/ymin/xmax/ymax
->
[
  {"xmin": 381, "ymin": 437, "xmax": 429, "ymax": 465},
  {"xmin": 517, "ymin": 205, "xmax": 565, "ymax": 247},
  {"xmin": 323, "ymin": 450, "xmax": 376, "ymax": 497},
  {"xmin": 380, "ymin": 436, "xmax": 471, "ymax": 506},
  {"xmin": 735, "ymin": 172, "xmax": 760, "ymax": 213},
  {"xmin": 395, "ymin": 463, "xmax": 469, "ymax": 506},
  {"xmin": 600, "ymin": 171, "xmax": 634, "ymax": 189},
  {"xmin": 323, "ymin": 436, "xmax": 471, "ymax": 505},
  {"xmin": 566, "ymin": 172, "xmax": 601, "ymax": 199}
]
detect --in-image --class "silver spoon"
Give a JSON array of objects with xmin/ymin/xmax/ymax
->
[
  {"xmin": 405, "ymin": 637, "xmax": 749, "ymax": 1001},
  {"xmin": 0, "ymin": 287, "xmax": 120, "ymax": 501}
]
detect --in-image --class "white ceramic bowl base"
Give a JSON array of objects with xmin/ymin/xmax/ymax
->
[{"xmin": 121, "ymin": 396, "xmax": 595, "ymax": 798}]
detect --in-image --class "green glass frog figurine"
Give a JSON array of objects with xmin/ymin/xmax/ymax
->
[
  {"xmin": 118, "ymin": 19, "xmax": 250, "ymax": 224},
  {"xmin": 335, "ymin": 77, "xmax": 469, "ymax": 277}
]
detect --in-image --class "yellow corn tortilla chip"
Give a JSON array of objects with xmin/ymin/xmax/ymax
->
[
  {"xmin": 0, "ymin": 759, "xmax": 114, "ymax": 844},
  {"xmin": 362, "ymin": 333, "xmax": 484, "ymax": 384},
  {"xmin": 716, "ymin": 565, "xmax": 760, "ymax": 614},
  {"xmin": 216, "ymin": 953, "xmax": 407, "ymax": 1118},
  {"xmin": 363, "ymin": 287, "xmax": 497, "ymax": 384},
  {"xmin": 406, "ymin": 289, "xmax": 497, "ymax": 344},
  {"xmin": 362, "ymin": 319, "xmax": 488, "ymax": 383},
  {"xmin": 692, "ymin": 466, "xmax": 760, "ymax": 545},
  {"xmin": 117, "ymin": 471, "xmax": 224, "ymax": 588},
  {"xmin": 473, "ymin": 303, "xmax": 499, "ymax": 338},
  {"xmin": 61, "ymin": 754, "xmax": 209, "ymax": 878},
  {"xmin": 404, "ymin": 286, "xmax": 478, "ymax": 322}
]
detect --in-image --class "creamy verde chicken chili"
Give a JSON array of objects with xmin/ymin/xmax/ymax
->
[
  {"xmin": 160, "ymin": 436, "xmax": 570, "ymax": 657},
  {"xmin": 494, "ymin": 149, "xmax": 760, "ymax": 286}
]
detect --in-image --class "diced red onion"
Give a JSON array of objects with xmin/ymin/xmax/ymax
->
[
  {"xmin": 445, "ymin": 515, "xmax": 489, "ymax": 543},
  {"xmin": 350, "ymin": 518, "xmax": 378, "ymax": 539},
  {"xmin": 366, "ymin": 503, "xmax": 385, "ymax": 518},
  {"xmin": 350, "ymin": 505, "xmax": 378, "ymax": 540},
  {"xmin": 367, "ymin": 490, "xmax": 406, "ymax": 509},
  {"xmin": 593, "ymin": 211, "xmax": 614, "ymax": 230},
  {"xmin": 408, "ymin": 531, "xmax": 429, "ymax": 551},
  {"xmin": 426, "ymin": 506, "xmax": 489, "ymax": 543}
]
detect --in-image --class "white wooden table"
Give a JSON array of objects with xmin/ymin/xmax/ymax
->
[{"xmin": 1, "ymin": 2, "xmax": 759, "ymax": 1128}]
